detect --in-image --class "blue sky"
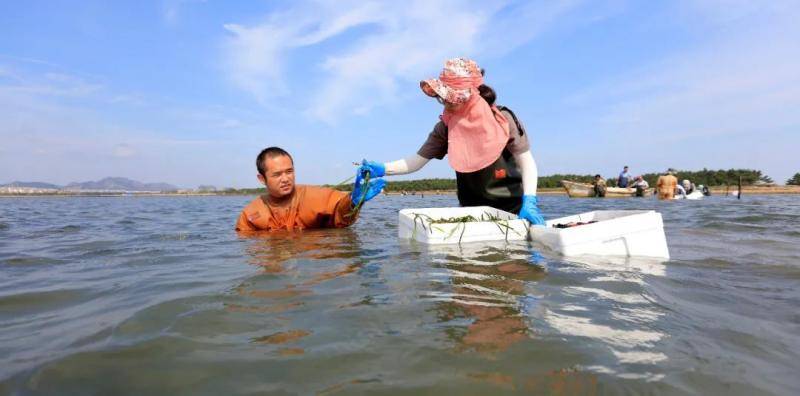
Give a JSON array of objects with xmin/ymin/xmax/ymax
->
[{"xmin": 1, "ymin": 0, "xmax": 798, "ymax": 188}]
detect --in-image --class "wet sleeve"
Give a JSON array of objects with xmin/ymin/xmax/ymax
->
[
  {"xmin": 320, "ymin": 189, "xmax": 358, "ymax": 228},
  {"xmin": 503, "ymin": 110, "xmax": 531, "ymax": 156},
  {"xmin": 416, "ymin": 122, "xmax": 448, "ymax": 160},
  {"xmin": 235, "ymin": 210, "xmax": 257, "ymax": 231}
]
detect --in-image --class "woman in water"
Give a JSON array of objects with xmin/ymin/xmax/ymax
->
[{"xmin": 359, "ymin": 58, "xmax": 545, "ymax": 225}]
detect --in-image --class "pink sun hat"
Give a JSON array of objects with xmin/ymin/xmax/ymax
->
[
  {"xmin": 420, "ymin": 58, "xmax": 484, "ymax": 104},
  {"xmin": 420, "ymin": 57, "xmax": 510, "ymax": 173}
]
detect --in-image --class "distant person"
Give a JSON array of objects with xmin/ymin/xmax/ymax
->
[
  {"xmin": 618, "ymin": 166, "xmax": 631, "ymax": 188},
  {"xmin": 631, "ymin": 175, "xmax": 649, "ymax": 197},
  {"xmin": 675, "ymin": 183, "xmax": 687, "ymax": 198},
  {"xmin": 682, "ymin": 179, "xmax": 696, "ymax": 195},
  {"xmin": 656, "ymin": 169, "xmax": 678, "ymax": 200},
  {"xmin": 358, "ymin": 58, "xmax": 545, "ymax": 226},
  {"xmin": 235, "ymin": 147, "xmax": 385, "ymax": 231},
  {"xmin": 593, "ymin": 174, "xmax": 607, "ymax": 197}
]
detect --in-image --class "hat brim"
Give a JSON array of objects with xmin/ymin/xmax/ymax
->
[
  {"xmin": 420, "ymin": 79, "xmax": 472, "ymax": 104},
  {"xmin": 420, "ymin": 79, "xmax": 445, "ymax": 98}
]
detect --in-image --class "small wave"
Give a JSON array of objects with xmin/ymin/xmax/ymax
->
[
  {"xmin": 545, "ymin": 310, "xmax": 664, "ymax": 348},
  {"xmin": 2, "ymin": 256, "xmax": 64, "ymax": 266},
  {"xmin": 0, "ymin": 288, "xmax": 88, "ymax": 314},
  {"xmin": 565, "ymin": 287, "xmax": 649, "ymax": 304},
  {"xmin": 251, "ymin": 329, "xmax": 310, "ymax": 344},
  {"xmin": 612, "ymin": 349, "xmax": 668, "ymax": 364},
  {"xmin": 0, "ymin": 222, "xmax": 9, "ymax": 231},
  {"xmin": 53, "ymin": 225, "xmax": 81, "ymax": 233}
]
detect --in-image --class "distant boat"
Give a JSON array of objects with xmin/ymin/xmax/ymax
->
[{"xmin": 561, "ymin": 180, "xmax": 651, "ymax": 198}]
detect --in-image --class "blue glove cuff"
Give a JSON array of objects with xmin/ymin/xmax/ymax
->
[
  {"xmin": 361, "ymin": 160, "xmax": 386, "ymax": 178},
  {"xmin": 523, "ymin": 195, "xmax": 538, "ymax": 205}
]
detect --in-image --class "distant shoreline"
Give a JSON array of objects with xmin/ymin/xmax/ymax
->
[{"xmin": 2, "ymin": 186, "xmax": 799, "ymax": 197}]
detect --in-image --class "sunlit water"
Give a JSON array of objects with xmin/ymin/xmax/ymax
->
[{"xmin": 1, "ymin": 194, "xmax": 799, "ymax": 395}]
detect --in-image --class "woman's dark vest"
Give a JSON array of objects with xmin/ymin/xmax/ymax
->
[{"xmin": 453, "ymin": 106, "xmax": 525, "ymax": 214}]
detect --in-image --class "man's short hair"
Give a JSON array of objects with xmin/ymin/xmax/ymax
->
[{"xmin": 256, "ymin": 147, "xmax": 293, "ymax": 176}]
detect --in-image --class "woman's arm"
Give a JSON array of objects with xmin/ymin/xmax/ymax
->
[
  {"xmin": 513, "ymin": 150, "xmax": 538, "ymax": 195},
  {"xmin": 384, "ymin": 154, "xmax": 430, "ymax": 176}
]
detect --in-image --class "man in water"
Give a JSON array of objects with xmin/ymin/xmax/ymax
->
[
  {"xmin": 656, "ymin": 169, "xmax": 678, "ymax": 200},
  {"xmin": 235, "ymin": 147, "xmax": 385, "ymax": 231},
  {"xmin": 631, "ymin": 175, "xmax": 649, "ymax": 197},
  {"xmin": 593, "ymin": 174, "xmax": 607, "ymax": 197},
  {"xmin": 618, "ymin": 165, "xmax": 631, "ymax": 188}
]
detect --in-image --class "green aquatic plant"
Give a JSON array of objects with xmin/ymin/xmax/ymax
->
[
  {"xmin": 410, "ymin": 211, "xmax": 523, "ymax": 244},
  {"xmin": 346, "ymin": 171, "xmax": 371, "ymax": 219}
]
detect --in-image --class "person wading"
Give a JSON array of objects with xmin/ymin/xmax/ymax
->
[
  {"xmin": 656, "ymin": 169, "xmax": 679, "ymax": 200},
  {"xmin": 236, "ymin": 147, "xmax": 385, "ymax": 231},
  {"xmin": 358, "ymin": 58, "xmax": 545, "ymax": 226}
]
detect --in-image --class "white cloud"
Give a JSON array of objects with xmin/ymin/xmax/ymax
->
[
  {"xmin": 548, "ymin": 1, "xmax": 800, "ymax": 182},
  {"xmin": 222, "ymin": 0, "xmax": 583, "ymax": 123},
  {"xmin": 162, "ymin": 0, "xmax": 206, "ymax": 25},
  {"xmin": 0, "ymin": 69, "xmax": 104, "ymax": 98},
  {"xmin": 112, "ymin": 143, "xmax": 137, "ymax": 158},
  {"xmin": 0, "ymin": 63, "xmax": 235, "ymax": 186},
  {"xmin": 576, "ymin": 3, "xmax": 800, "ymax": 140}
]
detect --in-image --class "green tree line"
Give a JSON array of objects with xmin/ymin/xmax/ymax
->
[
  {"xmin": 219, "ymin": 169, "xmax": 776, "ymax": 194},
  {"xmin": 787, "ymin": 173, "xmax": 800, "ymax": 186},
  {"xmin": 603, "ymin": 168, "xmax": 773, "ymax": 188}
]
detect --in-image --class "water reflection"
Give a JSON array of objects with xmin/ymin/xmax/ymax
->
[
  {"xmin": 231, "ymin": 229, "xmax": 368, "ymax": 351},
  {"xmin": 409, "ymin": 241, "xmax": 546, "ymax": 354},
  {"xmin": 467, "ymin": 368, "xmax": 599, "ymax": 394},
  {"xmin": 239, "ymin": 229, "xmax": 365, "ymax": 274},
  {"xmin": 541, "ymin": 254, "xmax": 668, "ymax": 382},
  {"xmin": 559, "ymin": 254, "xmax": 668, "ymax": 278}
]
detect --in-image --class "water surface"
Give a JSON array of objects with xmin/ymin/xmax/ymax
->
[{"xmin": 1, "ymin": 194, "xmax": 799, "ymax": 395}]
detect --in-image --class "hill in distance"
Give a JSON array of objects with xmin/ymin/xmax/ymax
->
[
  {"xmin": 63, "ymin": 177, "xmax": 178, "ymax": 191},
  {"xmin": 0, "ymin": 181, "xmax": 63, "ymax": 189}
]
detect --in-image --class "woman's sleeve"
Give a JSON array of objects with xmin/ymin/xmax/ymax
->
[
  {"xmin": 513, "ymin": 149, "xmax": 538, "ymax": 196},
  {"xmin": 502, "ymin": 109, "xmax": 531, "ymax": 156},
  {"xmin": 416, "ymin": 122, "xmax": 448, "ymax": 160},
  {"xmin": 384, "ymin": 154, "xmax": 430, "ymax": 175}
]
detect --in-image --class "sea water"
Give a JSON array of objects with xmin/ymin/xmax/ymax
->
[{"xmin": 1, "ymin": 195, "xmax": 799, "ymax": 395}]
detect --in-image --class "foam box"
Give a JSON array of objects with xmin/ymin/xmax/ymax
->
[
  {"xmin": 529, "ymin": 210, "xmax": 669, "ymax": 259},
  {"xmin": 398, "ymin": 206, "xmax": 528, "ymax": 244}
]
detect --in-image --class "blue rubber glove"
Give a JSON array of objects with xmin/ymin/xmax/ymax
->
[
  {"xmin": 351, "ymin": 172, "xmax": 386, "ymax": 205},
  {"xmin": 359, "ymin": 159, "xmax": 386, "ymax": 178},
  {"xmin": 519, "ymin": 195, "xmax": 546, "ymax": 226}
]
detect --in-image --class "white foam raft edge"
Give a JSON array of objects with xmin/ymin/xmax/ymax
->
[{"xmin": 398, "ymin": 206, "xmax": 670, "ymax": 259}]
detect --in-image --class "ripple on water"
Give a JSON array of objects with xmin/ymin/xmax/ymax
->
[
  {"xmin": 0, "ymin": 288, "xmax": 90, "ymax": 317},
  {"xmin": 2, "ymin": 195, "xmax": 800, "ymax": 395},
  {"xmin": 1, "ymin": 256, "xmax": 65, "ymax": 266}
]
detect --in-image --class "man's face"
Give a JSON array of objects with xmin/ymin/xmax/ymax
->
[{"xmin": 258, "ymin": 155, "xmax": 295, "ymax": 199}]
